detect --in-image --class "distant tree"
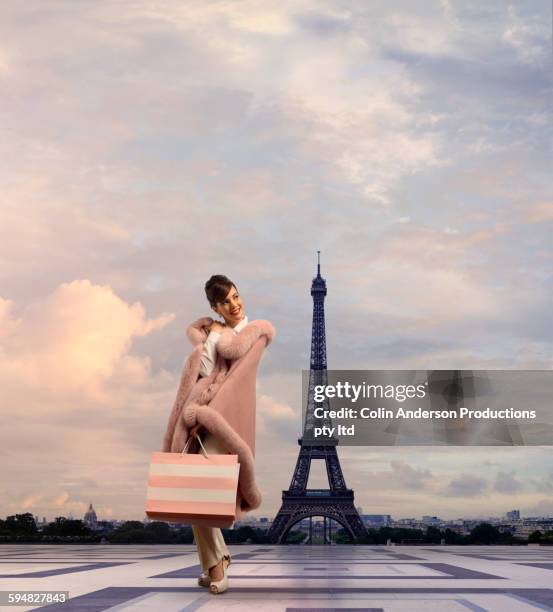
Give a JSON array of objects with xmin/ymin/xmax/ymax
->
[
  {"xmin": 528, "ymin": 530, "xmax": 542, "ymax": 543},
  {"xmin": 109, "ymin": 520, "xmax": 148, "ymax": 543},
  {"xmin": 354, "ymin": 528, "xmax": 377, "ymax": 545},
  {"xmin": 0, "ymin": 513, "xmax": 38, "ymax": 541},
  {"xmin": 443, "ymin": 528, "xmax": 467, "ymax": 545},
  {"xmin": 335, "ymin": 527, "xmax": 358, "ymax": 544},
  {"xmin": 424, "ymin": 526, "xmax": 442, "ymax": 544},
  {"xmin": 498, "ymin": 529, "xmax": 516, "ymax": 544},
  {"xmin": 223, "ymin": 525, "xmax": 269, "ymax": 544},
  {"xmin": 4, "ymin": 513, "xmax": 38, "ymax": 534},
  {"xmin": 144, "ymin": 521, "xmax": 171, "ymax": 538},
  {"xmin": 42, "ymin": 517, "xmax": 91, "ymax": 537},
  {"xmin": 470, "ymin": 523, "xmax": 501, "ymax": 545},
  {"xmin": 117, "ymin": 521, "xmax": 145, "ymax": 531},
  {"xmin": 284, "ymin": 530, "xmax": 306, "ymax": 544},
  {"xmin": 174, "ymin": 525, "xmax": 194, "ymax": 544},
  {"xmin": 543, "ymin": 530, "xmax": 553, "ymax": 543},
  {"xmin": 352, "ymin": 527, "xmax": 427, "ymax": 545}
]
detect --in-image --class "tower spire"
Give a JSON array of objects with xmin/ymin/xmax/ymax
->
[{"xmin": 317, "ymin": 250, "xmax": 320, "ymax": 276}]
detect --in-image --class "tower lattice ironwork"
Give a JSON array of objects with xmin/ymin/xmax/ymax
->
[{"xmin": 267, "ymin": 252, "xmax": 368, "ymax": 544}]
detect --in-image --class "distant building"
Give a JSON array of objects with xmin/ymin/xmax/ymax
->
[
  {"xmin": 362, "ymin": 514, "xmax": 392, "ymax": 527},
  {"xmin": 506, "ymin": 510, "xmax": 520, "ymax": 521},
  {"xmin": 394, "ymin": 518, "xmax": 418, "ymax": 528},
  {"xmin": 83, "ymin": 503, "xmax": 98, "ymax": 528},
  {"xmin": 235, "ymin": 516, "xmax": 273, "ymax": 529},
  {"xmin": 422, "ymin": 515, "xmax": 442, "ymax": 527},
  {"xmin": 504, "ymin": 516, "xmax": 553, "ymax": 538},
  {"xmin": 33, "ymin": 516, "xmax": 49, "ymax": 530},
  {"xmin": 442, "ymin": 523, "xmax": 465, "ymax": 535}
]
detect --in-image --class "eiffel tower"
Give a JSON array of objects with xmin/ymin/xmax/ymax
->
[{"xmin": 267, "ymin": 252, "xmax": 369, "ymax": 544}]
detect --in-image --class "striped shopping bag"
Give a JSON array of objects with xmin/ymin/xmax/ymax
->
[{"xmin": 145, "ymin": 435, "xmax": 240, "ymax": 528}]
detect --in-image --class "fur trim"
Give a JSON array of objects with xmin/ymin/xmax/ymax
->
[
  {"xmin": 217, "ymin": 320, "xmax": 276, "ymax": 359},
  {"xmin": 161, "ymin": 345, "xmax": 203, "ymax": 453},
  {"xmin": 194, "ymin": 404, "xmax": 263, "ymax": 511},
  {"xmin": 186, "ymin": 316, "xmax": 214, "ymax": 346}
]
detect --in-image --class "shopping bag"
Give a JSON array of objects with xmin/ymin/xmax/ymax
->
[{"xmin": 145, "ymin": 435, "xmax": 240, "ymax": 528}]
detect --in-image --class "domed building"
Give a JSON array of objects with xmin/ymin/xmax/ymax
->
[{"xmin": 83, "ymin": 502, "xmax": 98, "ymax": 528}]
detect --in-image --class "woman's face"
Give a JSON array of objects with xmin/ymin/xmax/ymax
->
[{"xmin": 212, "ymin": 285, "xmax": 244, "ymax": 327}]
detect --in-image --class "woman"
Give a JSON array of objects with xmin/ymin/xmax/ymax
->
[
  {"xmin": 194, "ymin": 275, "xmax": 247, "ymax": 595},
  {"xmin": 162, "ymin": 274, "xmax": 275, "ymax": 595}
]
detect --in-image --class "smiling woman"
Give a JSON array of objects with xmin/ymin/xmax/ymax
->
[
  {"xmin": 160, "ymin": 273, "xmax": 275, "ymax": 596},
  {"xmin": 201, "ymin": 276, "xmax": 248, "ymax": 378},
  {"xmin": 205, "ymin": 275, "xmax": 245, "ymax": 329}
]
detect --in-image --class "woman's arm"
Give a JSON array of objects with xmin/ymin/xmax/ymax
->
[{"xmin": 198, "ymin": 321, "xmax": 226, "ymax": 377}]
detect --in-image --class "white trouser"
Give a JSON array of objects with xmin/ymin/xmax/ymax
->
[{"xmin": 191, "ymin": 431, "xmax": 232, "ymax": 572}]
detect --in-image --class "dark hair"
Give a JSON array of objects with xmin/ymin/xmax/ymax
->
[{"xmin": 204, "ymin": 275, "xmax": 237, "ymax": 308}]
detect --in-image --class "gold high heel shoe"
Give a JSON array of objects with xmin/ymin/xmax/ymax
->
[
  {"xmin": 209, "ymin": 555, "xmax": 230, "ymax": 595},
  {"xmin": 198, "ymin": 555, "xmax": 230, "ymax": 588}
]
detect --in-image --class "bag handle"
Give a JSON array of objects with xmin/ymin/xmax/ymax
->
[{"xmin": 181, "ymin": 433, "xmax": 209, "ymax": 457}]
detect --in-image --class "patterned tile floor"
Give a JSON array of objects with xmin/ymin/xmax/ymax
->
[{"xmin": 1, "ymin": 544, "xmax": 553, "ymax": 611}]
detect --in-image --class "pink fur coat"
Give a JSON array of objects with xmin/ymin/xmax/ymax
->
[{"xmin": 161, "ymin": 316, "xmax": 275, "ymax": 520}]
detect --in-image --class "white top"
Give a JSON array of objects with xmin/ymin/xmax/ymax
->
[{"xmin": 199, "ymin": 315, "xmax": 249, "ymax": 378}]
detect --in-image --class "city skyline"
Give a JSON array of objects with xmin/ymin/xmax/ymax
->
[{"xmin": 12, "ymin": 504, "xmax": 553, "ymax": 527}]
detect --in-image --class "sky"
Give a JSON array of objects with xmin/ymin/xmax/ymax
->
[{"xmin": 0, "ymin": 0, "xmax": 552, "ymax": 525}]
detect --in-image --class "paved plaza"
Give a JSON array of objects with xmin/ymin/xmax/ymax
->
[{"xmin": 1, "ymin": 544, "xmax": 553, "ymax": 611}]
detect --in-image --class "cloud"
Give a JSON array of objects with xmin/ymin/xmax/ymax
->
[
  {"xmin": 533, "ymin": 471, "xmax": 553, "ymax": 494},
  {"xmin": 445, "ymin": 474, "xmax": 487, "ymax": 497},
  {"xmin": 0, "ymin": 298, "xmax": 21, "ymax": 339},
  {"xmin": 494, "ymin": 471, "xmax": 522, "ymax": 494},
  {"xmin": 257, "ymin": 393, "xmax": 298, "ymax": 440},
  {"xmin": 19, "ymin": 489, "xmax": 111, "ymax": 521},
  {"xmin": 21, "ymin": 493, "xmax": 46, "ymax": 510},
  {"xmin": 0, "ymin": 281, "xmax": 180, "ymax": 520},
  {"xmin": 0, "ymin": 281, "xmax": 174, "ymax": 404},
  {"xmin": 502, "ymin": 5, "xmax": 550, "ymax": 66},
  {"xmin": 389, "ymin": 460, "xmax": 434, "ymax": 490},
  {"xmin": 525, "ymin": 499, "xmax": 553, "ymax": 517},
  {"xmin": 345, "ymin": 224, "xmax": 503, "ymax": 328},
  {"xmin": 380, "ymin": 9, "xmax": 460, "ymax": 57},
  {"xmin": 526, "ymin": 202, "xmax": 553, "ymax": 224}
]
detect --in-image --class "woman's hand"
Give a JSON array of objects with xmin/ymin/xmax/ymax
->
[{"xmin": 209, "ymin": 321, "xmax": 226, "ymax": 333}]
